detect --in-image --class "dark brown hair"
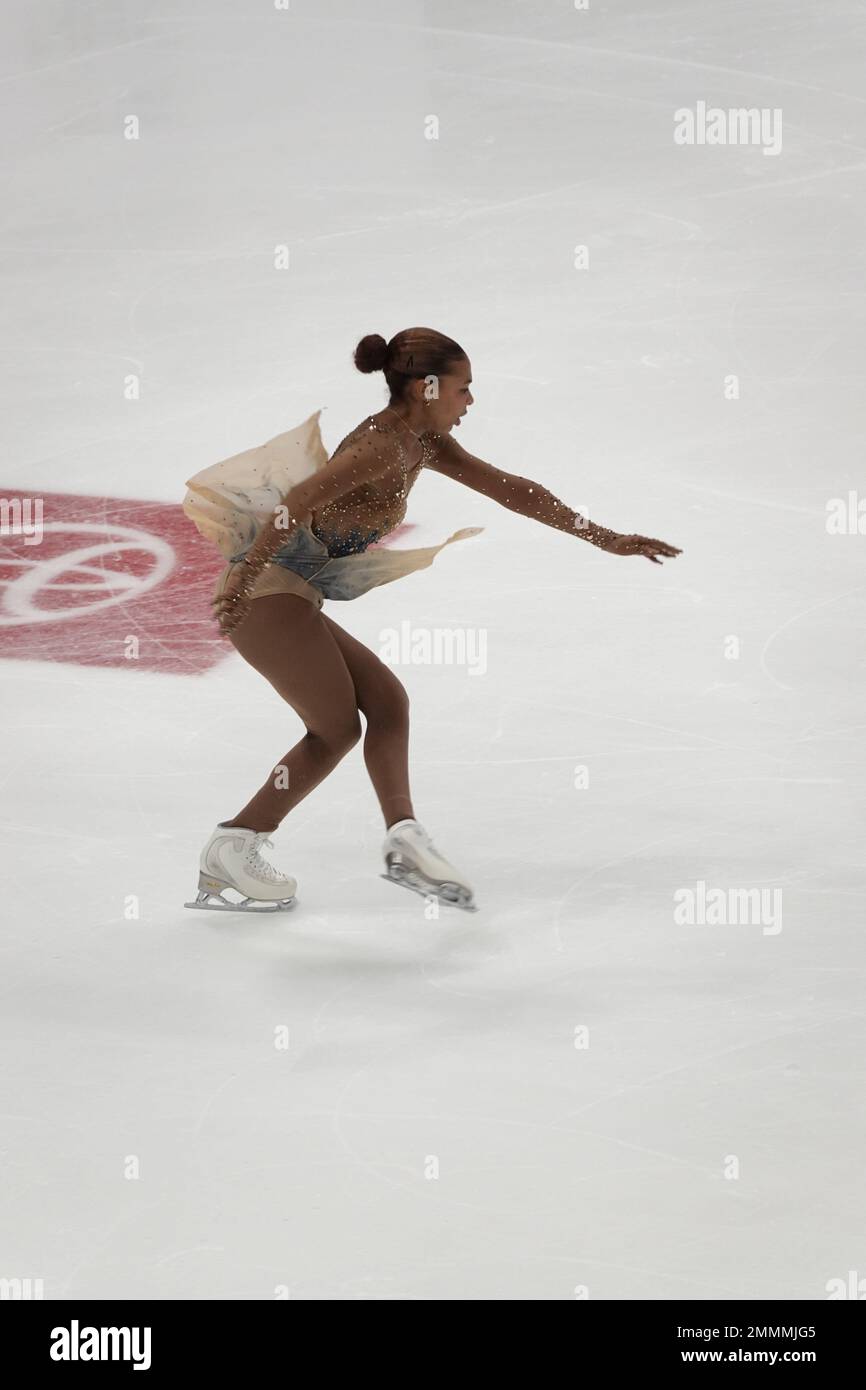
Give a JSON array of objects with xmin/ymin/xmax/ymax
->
[{"xmin": 354, "ymin": 326, "xmax": 467, "ymax": 403}]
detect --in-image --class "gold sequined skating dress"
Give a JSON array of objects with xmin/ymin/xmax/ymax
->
[{"xmin": 182, "ymin": 410, "xmax": 482, "ymax": 610}]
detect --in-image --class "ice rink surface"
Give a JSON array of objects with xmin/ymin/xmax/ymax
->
[{"xmin": 2, "ymin": 1, "xmax": 865, "ymax": 1299}]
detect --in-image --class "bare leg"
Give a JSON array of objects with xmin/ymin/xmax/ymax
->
[
  {"xmin": 320, "ymin": 611, "xmax": 415, "ymax": 829},
  {"xmin": 222, "ymin": 594, "xmax": 362, "ymax": 833}
]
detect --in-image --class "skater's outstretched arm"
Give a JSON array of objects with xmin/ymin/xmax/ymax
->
[{"xmin": 424, "ymin": 431, "xmax": 681, "ymax": 564}]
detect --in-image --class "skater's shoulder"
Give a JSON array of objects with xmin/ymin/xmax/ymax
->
[
  {"xmin": 420, "ymin": 428, "xmax": 491, "ymax": 482},
  {"xmin": 328, "ymin": 416, "xmax": 399, "ymax": 475}
]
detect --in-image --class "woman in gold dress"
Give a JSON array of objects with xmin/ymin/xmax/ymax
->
[{"xmin": 184, "ymin": 326, "xmax": 681, "ymax": 913}]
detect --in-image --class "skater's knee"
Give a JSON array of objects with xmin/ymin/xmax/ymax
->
[
  {"xmin": 335, "ymin": 712, "xmax": 363, "ymax": 754},
  {"xmin": 361, "ymin": 672, "xmax": 410, "ymax": 729},
  {"xmin": 307, "ymin": 711, "xmax": 362, "ymax": 760}
]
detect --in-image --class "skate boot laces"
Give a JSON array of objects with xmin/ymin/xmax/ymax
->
[
  {"xmin": 410, "ymin": 822, "xmax": 443, "ymax": 858},
  {"xmin": 245, "ymin": 833, "xmax": 290, "ymax": 885},
  {"xmin": 417, "ymin": 825, "xmax": 443, "ymax": 858},
  {"xmin": 394, "ymin": 821, "xmax": 434, "ymax": 851}
]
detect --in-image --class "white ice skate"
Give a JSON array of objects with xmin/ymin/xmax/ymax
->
[
  {"xmin": 185, "ymin": 824, "xmax": 297, "ymax": 913},
  {"xmin": 381, "ymin": 818, "xmax": 478, "ymax": 911}
]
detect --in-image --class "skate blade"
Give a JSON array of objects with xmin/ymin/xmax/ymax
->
[
  {"xmin": 380, "ymin": 871, "xmax": 478, "ymax": 913},
  {"xmin": 184, "ymin": 889, "xmax": 297, "ymax": 914}
]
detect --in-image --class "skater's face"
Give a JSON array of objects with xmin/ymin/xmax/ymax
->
[{"xmin": 413, "ymin": 359, "xmax": 474, "ymax": 432}]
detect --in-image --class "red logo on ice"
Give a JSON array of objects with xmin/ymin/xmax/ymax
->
[
  {"xmin": 0, "ymin": 490, "xmax": 417, "ymax": 673},
  {"xmin": 0, "ymin": 489, "xmax": 227, "ymax": 673}
]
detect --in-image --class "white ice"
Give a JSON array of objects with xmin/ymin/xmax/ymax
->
[{"xmin": 1, "ymin": 0, "xmax": 864, "ymax": 1300}]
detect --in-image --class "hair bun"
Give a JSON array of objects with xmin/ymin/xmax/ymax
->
[{"xmin": 353, "ymin": 333, "xmax": 389, "ymax": 373}]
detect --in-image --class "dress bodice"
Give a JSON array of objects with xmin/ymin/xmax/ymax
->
[{"xmin": 310, "ymin": 415, "xmax": 433, "ymax": 557}]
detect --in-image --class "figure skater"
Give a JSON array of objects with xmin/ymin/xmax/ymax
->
[{"xmin": 183, "ymin": 327, "xmax": 681, "ymax": 913}]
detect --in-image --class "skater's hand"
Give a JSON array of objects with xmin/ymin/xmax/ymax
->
[
  {"xmin": 604, "ymin": 533, "xmax": 682, "ymax": 564},
  {"xmin": 212, "ymin": 564, "xmax": 254, "ymax": 635}
]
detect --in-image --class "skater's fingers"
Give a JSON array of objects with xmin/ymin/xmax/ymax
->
[
  {"xmin": 216, "ymin": 600, "xmax": 250, "ymax": 635},
  {"xmin": 636, "ymin": 536, "xmax": 674, "ymax": 553},
  {"xmin": 212, "ymin": 592, "xmax": 246, "ymax": 618},
  {"xmin": 641, "ymin": 538, "xmax": 681, "ymax": 562}
]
